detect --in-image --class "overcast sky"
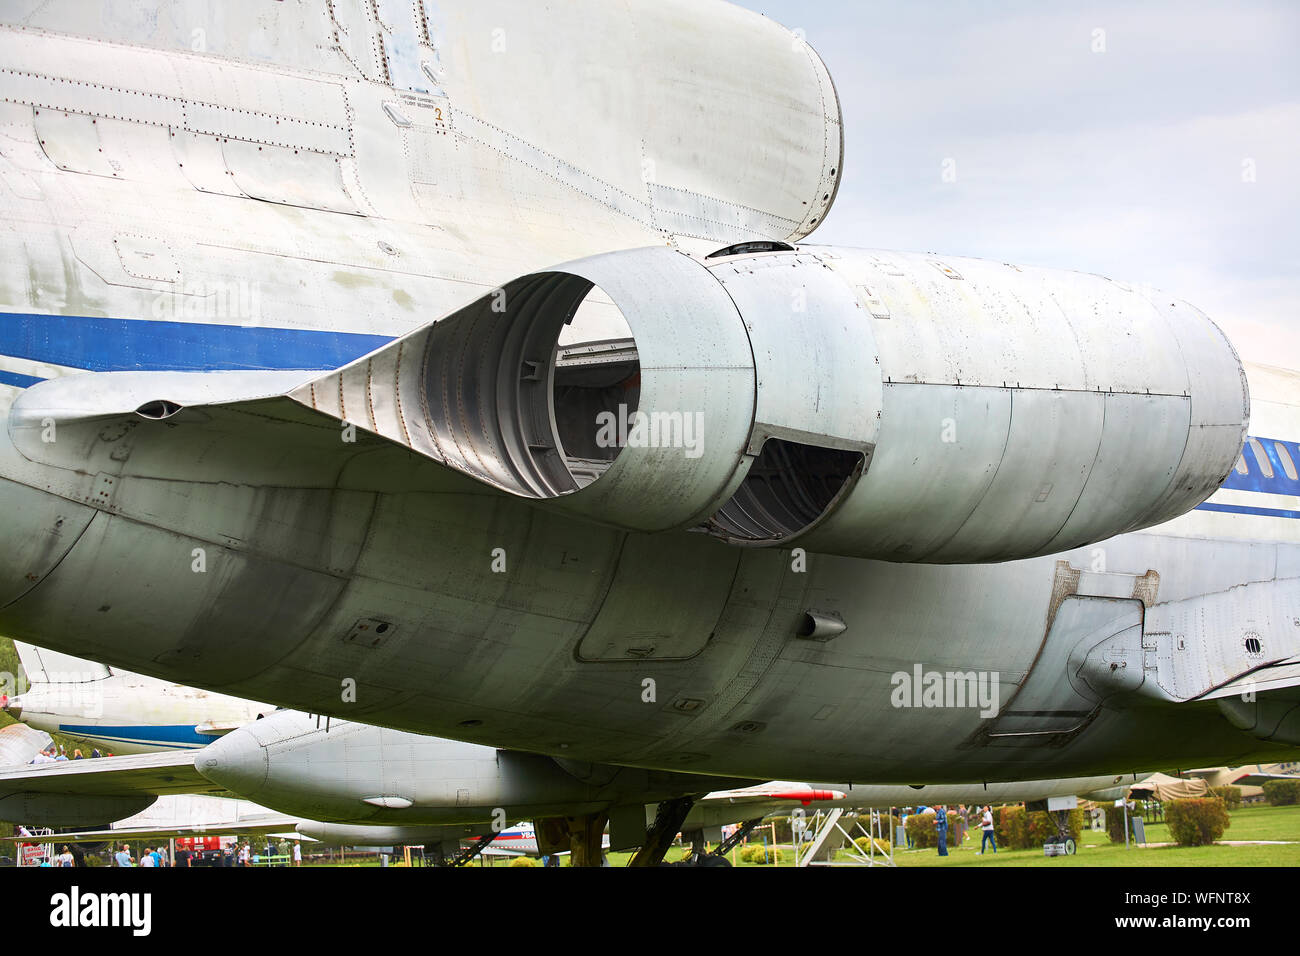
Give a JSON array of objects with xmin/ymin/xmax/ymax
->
[{"xmin": 736, "ymin": 0, "xmax": 1300, "ymax": 371}]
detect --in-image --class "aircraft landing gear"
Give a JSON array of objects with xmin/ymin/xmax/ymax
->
[
  {"xmin": 713, "ymin": 818, "xmax": 761, "ymax": 859},
  {"xmin": 627, "ymin": 796, "xmax": 695, "ymax": 867},
  {"xmin": 451, "ymin": 832, "xmax": 499, "ymax": 867},
  {"xmin": 535, "ymin": 811, "xmax": 610, "ymax": 867},
  {"xmin": 1043, "ymin": 809, "xmax": 1078, "ymax": 856},
  {"xmin": 668, "ymin": 827, "xmax": 732, "ymax": 867}
]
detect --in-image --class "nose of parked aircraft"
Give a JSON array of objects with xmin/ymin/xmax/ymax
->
[{"xmin": 196, "ymin": 725, "xmax": 270, "ymax": 798}]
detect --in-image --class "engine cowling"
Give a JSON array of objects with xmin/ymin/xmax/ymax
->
[
  {"xmin": 0, "ymin": 791, "xmax": 156, "ymax": 827},
  {"xmin": 295, "ymin": 244, "xmax": 1248, "ymax": 563}
]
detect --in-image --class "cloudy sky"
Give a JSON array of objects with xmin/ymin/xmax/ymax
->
[{"xmin": 737, "ymin": 0, "xmax": 1300, "ymax": 370}]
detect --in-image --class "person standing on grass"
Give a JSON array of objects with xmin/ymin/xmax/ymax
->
[
  {"xmin": 935, "ymin": 805, "xmax": 949, "ymax": 857},
  {"xmin": 981, "ymin": 806, "xmax": 997, "ymax": 854}
]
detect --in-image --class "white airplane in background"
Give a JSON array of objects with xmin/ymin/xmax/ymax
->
[
  {"xmin": 0, "ymin": 722, "xmax": 52, "ymax": 768},
  {"xmin": 0, "ymin": 642, "xmax": 853, "ymax": 862},
  {"xmin": 0, "ymin": 659, "xmax": 1142, "ymax": 864},
  {"xmin": 0, "ymin": 643, "xmax": 1148, "ymax": 862},
  {"xmin": 1, "ymin": 640, "xmax": 274, "ymax": 753}
]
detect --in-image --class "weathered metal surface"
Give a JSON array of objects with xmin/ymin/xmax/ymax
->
[{"xmin": 0, "ymin": 0, "xmax": 1293, "ymax": 790}]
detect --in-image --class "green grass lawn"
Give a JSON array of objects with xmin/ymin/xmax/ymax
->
[
  {"xmin": 509, "ymin": 804, "xmax": 1300, "ymax": 868},
  {"xmin": 863, "ymin": 803, "xmax": 1300, "ymax": 868},
  {"xmin": 294, "ymin": 805, "xmax": 1300, "ymax": 867}
]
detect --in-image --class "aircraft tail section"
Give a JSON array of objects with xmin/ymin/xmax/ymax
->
[{"xmin": 11, "ymin": 641, "xmax": 110, "ymax": 686}]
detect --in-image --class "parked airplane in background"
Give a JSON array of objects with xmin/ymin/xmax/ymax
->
[
  {"xmin": 1, "ymin": 641, "xmax": 273, "ymax": 753},
  {"xmin": 0, "ymin": 0, "xmax": 1296, "ymax": 864},
  {"xmin": 1182, "ymin": 763, "xmax": 1300, "ymax": 794},
  {"xmin": 0, "ymin": 647, "xmax": 1149, "ymax": 863},
  {"xmin": 0, "ymin": 723, "xmax": 52, "ymax": 768},
  {"xmin": 0, "ymin": 657, "xmax": 1145, "ymax": 864}
]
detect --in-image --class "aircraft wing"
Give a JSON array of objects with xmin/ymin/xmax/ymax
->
[
  {"xmin": 1193, "ymin": 656, "xmax": 1300, "ymax": 702},
  {"xmin": 1229, "ymin": 771, "xmax": 1300, "ymax": 787},
  {"xmin": 4, "ymin": 816, "xmax": 300, "ymax": 845},
  {"xmin": 0, "ymin": 750, "xmax": 213, "ymax": 797},
  {"xmin": 193, "ymin": 721, "xmax": 248, "ymax": 737}
]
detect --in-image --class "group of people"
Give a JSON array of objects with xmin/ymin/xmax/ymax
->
[
  {"xmin": 224, "ymin": 841, "xmax": 303, "ymax": 866},
  {"xmin": 901, "ymin": 804, "xmax": 999, "ymax": 856},
  {"xmin": 18, "ymin": 836, "xmax": 304, "ymax": 867},
  {"xmin": 115, "ymin": 844, "xmax": 166, "ymax": 866},
  {"xmin": 30, "ymin": 845, "xmax": 76, "ymax": 867},
  {"xmin": 27, "ymin": 744, "xmax": 108, "ymax": 764}
]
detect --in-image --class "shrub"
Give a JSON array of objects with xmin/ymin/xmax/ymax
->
[
  {"xmin": 852, "ymin": 836, "xmax": 891, "ymax": 855},
  {"xmin": 509, "ymin": 856, "xmax": 538, "ymax": 867},
  {"xmin": 1262, "ymin": 780, "xmax": 1300, "ymax": 806},
  {"xmin": 904, "ymin": 813, "xmax": 939, "ymax": 849},
  {"xmin": 996, "ymin": 806, "xmax": 1027, "ymax": 850},
  {"xmin": 747, "ymin": 845, "xmax": 782, "ymax": 865},
  {"xmin": 1107, "ymin": 807, "xmax": 1130, "ymax": 844},
  {"xmin": 994, "ymin": 805, "xmax": 1084, "ymax": 849},
  {"xmin": 1210, "ymin": 786, "xmax": 1242, "ymax": 810},
  {"xmin": 1164, "ymin": 798, "xmax": 1230, "ymax": 846},
  {"xmin": 864, "ymin": 812, "xmax": 901, "ymax": 835},
  {"xmin": 1029, "ymin": 808, "xmax": 1084, "ymax": 846},
  {"xmin": 740, "ymin": 844, "xmax": 770, "ymax": 864}
]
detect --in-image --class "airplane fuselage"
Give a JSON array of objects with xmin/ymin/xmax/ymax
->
[{"xmin": 0, "ymin": 0, "xmax": 1296, "ymax": 788}]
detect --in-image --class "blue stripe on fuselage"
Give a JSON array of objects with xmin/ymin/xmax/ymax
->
[
  {"xmin": 0, "ymin": 368, "xmax": 43, "ymax": 388},
  {"xmin": 3, "ymin": 313, "xmax": 1298, "ymax": 521},
  {"xmin": 1195, "ymin": 501, "xmax": 1300, "ymax": 520},
  {"xmin": 0, "ymin": 312, "xmax": 393, "ymax": 375},
  {"xmin": 58, "ymin": 723, "xmax": 215, "ymax": 748}
]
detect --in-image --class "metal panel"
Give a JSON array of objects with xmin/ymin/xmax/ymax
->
[
  {"xmin": 933, "ymin": 388, "xmax": 1105, "ymax": 562},
  {"xmin": 576, "ymin": 534, "xmax": 740, "ymax": 662},
  {"xmin": 171, "ymin": 129, "xmax": 243, "ymax": 196},
  {"xmin": 1141, "ymin": 578, "xmax": 1300, "ymax": 702},
  {"xmin": 1046, "ymin": 392, "xmax": 1191, "ymax": 548},
  {"xmin": 222, "ymin": 140, "xmax": 360, "ymax": 214},
  {"xmin": 798, "ymin": 384, "xmax": 1012, "ymax": 560},
  {"xmin": 3, "ymin": 28, "xmax": 352, "ymax": 155},
  {"xmin": 32, "ymin": 109, "xmax": 116, "ymax": 177},
  {"xmin": 3, "ymin": 511, "xmax": 345, "ymax": 687},
  {"xmin": 710, "ymin": 254, "xmax": 880, "ymax": 451},
  {"xmin": 975, "ymin": 595, "xmax": 1140, "ymax": 739}
]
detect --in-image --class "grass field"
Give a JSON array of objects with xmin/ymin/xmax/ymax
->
[
  {"xmin": 181, "ymin": 804, "xmax": 1300, "ymax": 867},
  {"xmin": 884, "ymin": 804, "xmax": 1300, "ymax": 867},
  {"xmin": 555, "ymin": 804, "xmax": 1300, "ymax": 868}
]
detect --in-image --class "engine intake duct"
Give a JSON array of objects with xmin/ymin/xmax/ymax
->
[
  {"xmin": 294, "ymin": 247, "xmax": 763, "ymax": 533},
  {"xmin": 290, "ymin": 244, "xmax": 1248, "ymax": 562}
]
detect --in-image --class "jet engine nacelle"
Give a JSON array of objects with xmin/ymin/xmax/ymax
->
[
  {"xmin": 0, "ymin": 791, "xmax": 156, "ymax": 827},
  {"xmin": 194, "ymin": 711, "xmax": 735, "ymax": 825},
  {"xmin": 298, "ymin": 245, "xmax": 1248, "ymax": 563}
]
